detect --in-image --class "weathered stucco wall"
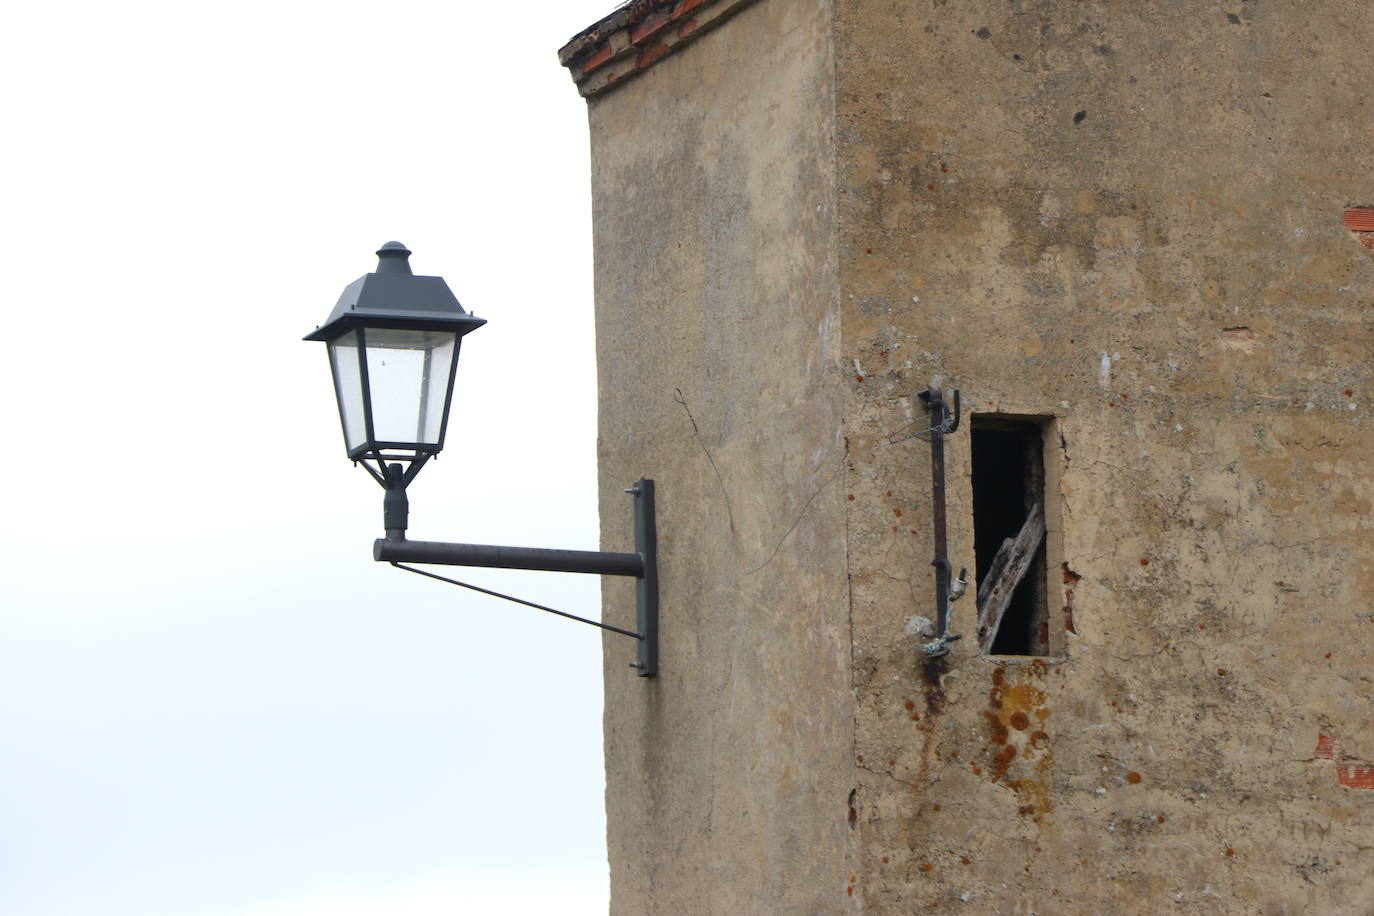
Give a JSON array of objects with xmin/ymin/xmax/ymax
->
[
  {"xmin": 836, "ymin": 0, "xmax": 1374, "ymax": 912},
  {"xmin": 575, "ymin": 0, "xmax": 1373, "ymax": 911},
  {"xmin": 585, "ymin": 1, "xmax": 848, "ymax": 912}
]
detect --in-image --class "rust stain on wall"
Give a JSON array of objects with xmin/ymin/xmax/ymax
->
[{"xmin": 984, "ymin": 664, "xmax": 1054, "ymax": 819}]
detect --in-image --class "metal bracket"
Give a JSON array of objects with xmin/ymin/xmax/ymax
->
[
  {"xmin": 917, "ymin": 387, "xmax": 965, "ymax": 657},
  {"xmin": 627, "ymin": 480, "xmax": 659, "ymax": 677},
  {"xmin": 921, "ymin": 631, "xmax": 963, "ymax": 658},
  {"xmin": 373, "ymin": 479, "xmax": 660, "ymax": 677}
]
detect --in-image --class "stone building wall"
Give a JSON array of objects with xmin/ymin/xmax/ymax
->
[
  {"xmin": 563, "ymin": 0, "xmax": 1374, "ymax": 912},
  {"xmin": 571, "ymin": 1, "xmax": 851, "ymax": 912},
  {"xmin": 837, "ymin": 2, "xmax": 1374, "ymax": 911}
]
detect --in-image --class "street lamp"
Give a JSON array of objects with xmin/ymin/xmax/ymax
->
[
  {"xmin": 306, "ymin": 243, "xmax": 658, "ymax": 676},
  {"xmin": 305, "ymin": 241, "xmax": 485, "ymax": 487}
]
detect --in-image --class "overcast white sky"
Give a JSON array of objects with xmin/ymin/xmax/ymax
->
[{"xmin": 0, "ymin": 2, "xmax": 623, "ymax": 913}]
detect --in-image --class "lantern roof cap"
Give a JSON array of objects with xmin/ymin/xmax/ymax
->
[{"xmin": 304, "ymin": 242, "xmax": 486, "ymax": 341}]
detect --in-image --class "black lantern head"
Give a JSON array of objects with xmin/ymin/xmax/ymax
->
[{"xmin": 306, "ymin": 242, "xmax": 485, "ymax": 485}]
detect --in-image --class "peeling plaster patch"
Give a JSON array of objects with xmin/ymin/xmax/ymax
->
[
  {"xmin": 854, "ymin": 358, "xmax": 865, "ymax": 380},
  {"xmin": 1098, "ymin": 352, "xmax": 1113, "ymax": 387}
]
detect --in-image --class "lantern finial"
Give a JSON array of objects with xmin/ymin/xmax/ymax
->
[{"xmin": 375, "ymin": 241, "xmax": 413, "ymax": 275}]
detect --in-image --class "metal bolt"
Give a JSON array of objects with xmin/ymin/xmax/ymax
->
[
  {"xmin": 624, "ymin": 487, "xmax": 641, "ymax": 495},
  {"xmin": 629, "ymin": 662, "xmax": 645, "ymax": 669}
]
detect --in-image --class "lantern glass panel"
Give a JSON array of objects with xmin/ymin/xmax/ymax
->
[
  {"xmin": 363, "ymin": 328, "xmax": 458, "ymax": 446},
  {"xmin": 327, "ymin": 331, "xmax": 367, "ymax": 451}
]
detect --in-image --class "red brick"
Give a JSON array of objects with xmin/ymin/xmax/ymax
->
[
  {"xmin": 637, "ymin": 42, "xmax": 671, "ymax": 69},
  {"xmin": 580, "ymin": 44, "xmax": 614, "ymax": 75},
  {"xmin": 673, "ymin": 0, "xmax": 709, "ymax": 20},
  {"xmin": 1315, "ymin": 733, "xmax": 1336, "ymax": 759},
  {"xmin": 1337, "ymin": 764, "xmax": 1374, "ymax": 790},
  {"xmin": 678, "ymin": 17, "xmax": 700, "ymax": 37},
  {"xmin": 1358, "ymin": 231, "xmax": 1374, "ymax": 250},
  {"xmin": 1344, "ymin": 208, "xmax": 1374, "ymax": 231},
  {"xmin": 631, "ymin": 11, "xmax": 671, "ymax": 44}
]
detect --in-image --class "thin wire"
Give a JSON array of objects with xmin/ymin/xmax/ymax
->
[
  {"xmin": 390, "ymin": 562, "xmax": 643, "ymax": 641},
  {"xmin": 886, "ymin": 417, "xmax": 957, "ymax": 447}
]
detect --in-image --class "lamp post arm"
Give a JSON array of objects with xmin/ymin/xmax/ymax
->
[
  {"xmin": 373, "ymin": 538, "xmax": 644, "ymax": 577},
  {"xmin": 372, "ymin": 479, "xmax": 659, "ymax": 677}
]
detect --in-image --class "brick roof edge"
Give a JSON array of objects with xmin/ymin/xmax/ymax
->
[{"xmin": 557, "ymin": 0, "xmax": 762, "ymax": 98}]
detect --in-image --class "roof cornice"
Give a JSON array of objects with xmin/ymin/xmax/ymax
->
[{"xmin": 558, "ymin": 0, "xmax": 762, "ymax": 98}]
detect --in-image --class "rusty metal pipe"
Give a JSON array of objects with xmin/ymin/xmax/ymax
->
[{"xmin": 923, "ymin": 387, "xmax": 952, "ymax": 637}]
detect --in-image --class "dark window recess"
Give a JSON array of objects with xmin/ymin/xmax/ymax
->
[{"xmin": 971, "ymin": 416, "xmax": 1050, "ymax": 656}]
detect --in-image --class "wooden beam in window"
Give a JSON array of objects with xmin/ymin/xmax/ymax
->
[{"xmin": 976, "ymin": 502, "xmax": 1046, "ymax": 654}]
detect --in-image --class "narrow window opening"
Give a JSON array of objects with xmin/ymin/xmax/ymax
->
[{"xmin": 971, "ymin": 415, "xmax": 1050, "ymax": 656}]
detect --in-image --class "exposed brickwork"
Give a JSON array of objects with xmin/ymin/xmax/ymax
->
[
  {"xmin": 1337, "ymin": 765, "xmax": 1374, "ymax": 790},
  {"xmin": 558, "ymin": 0, "xmax": 762, "ymax": 97},
  {"xmin": 1313, "ymin": 734, "xmax": 1374, "ymax": 789},
  {"xmin": 1343, "ymin": 207, "xmax": 1374, "ymax": 231},
  {"xmin": 637, "ymin": 41, "xmax": 671, "ymax": 69},
  {"xmin": 580, "ymin": 44, "xmax": 615, "ymax": 75},
  {"xmin": 1344, "ymin": 209, "xmax": 1374, "ymax": 251},
  {"xmin": 629, "ymin": 11, "xmax": 670, "ymax": 45}
]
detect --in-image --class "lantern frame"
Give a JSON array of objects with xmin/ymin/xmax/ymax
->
[{"xmin": 305, "ymin": 242, "xmax": 485, "ymax": 487}]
